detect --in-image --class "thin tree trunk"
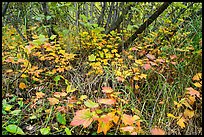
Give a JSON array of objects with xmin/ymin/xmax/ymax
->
[
  {"xmin": 105, "ymin": 2, "xmax": 114, "ymax": 31},
  {"xmin": 117, "ymin": 2, "xmax": 172, "ymax": 53},
  {"xmin": 2, "ymin": 2, "xmax": 10, "ymax": 17},
  {"xmin": 97, "ymin": 2, "xmax": 106, "ymax": 27},
  {"xmin": 105, "ymin": 3, "xmax": 134, "ymax": 34}
]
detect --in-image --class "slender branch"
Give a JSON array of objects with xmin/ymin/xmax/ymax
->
[{"xmin": 2, "ymin": 2, "xmax": 10, "ymax": 17}]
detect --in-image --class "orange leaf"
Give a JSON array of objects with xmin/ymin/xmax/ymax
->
[
  {"xmin": 150, "ymin": 127, "xmax": 165, "ymax": 135},
  {"xmin": 19, "ymin": 82, "xmax": 26, "ymax": 89},
  {"xmin": 36, "ymin": 92, "xmax": 45, "ymax": 99},
  {"xmin": 120, "ymin": 126, "xmax": 135, "ymax": 132},
  {"xmin": 97, "ymin": 114, "xmax": 113, "ymax": 135},
  {"xmin": 143, "ymin": 64, "xmax": 151, "ymax": 70},
  {"xmin": 47, "ymin": 98, "xmax": 59, "ymax": 105},
  {"xmin": 170, "ymin": 55, "xmax": 177, "ymax": 60},
  {"xmin": 186, "ymin": 87, "xmax": 200, "ymax": 98},
  {"xmin": 122, "ymin": 114, "xmax": 135, "ymax": 126},
  {"xmin": 98, "ymin": 98, "xmax": 116, "ymax": 105},
  {"xmin": 102, "ymin": 87, "xmax": 113, "ymax": 93},
  {"xmin": 70, "ymin": 109, "xmax": 94, "ymax": 128}
]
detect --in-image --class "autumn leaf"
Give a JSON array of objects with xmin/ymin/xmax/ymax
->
[
  {"xmin": 56, "ymin": 106, "xmax": 67, "ymax": 113},
  {"xmin": 36, "ymin": 92, "xmax": 45, "ymax": 99},
  {"xmin": 19, "ymin": 82, "xmax": 26, "ymax": 89},
  {"xmin": 170, "ymin": 55, "xmax": 177, "ymax": 60},
  {"xmin": 98, "ymin": 98, "xmax": 116, "ymax": 105},
  {"xmin": 193, "ymin": 82, "xmax": 202, "ymax": 88},
  {"xmin": 143, "ymin": 64, "xmax": 151, "ymax": 70},
  {"xmin": 120, "ymin": 126, "xmax": 135, "ymax": 132},
  {"xmin": 84, "ymin": 100, "xmax": 99, "ymax": 108},
  {"xmin": 192, "ymin": 73, "xmax": 202, "ymax": 81},
  {"xmin": 184, "ymin": 109, "xmax": 194, "ymax": 118},
  {"xmin": 47, "ymin": 98, "xmax": 59, "ymax": 105},
  {"xmin": 150, "ymin": 127, "xmax": 165, "ymax": 135},
  {"xmin": 97, "ymin": 114, "xmax": 114, "ymax": 135},
  {"xmin": 177, "ymin": 117, "xmax": 186, "ymax": 129},
  {"xmin": 121, "ymin": 114, "xmax": 135, "ymax": 126},
  {"xmin": 167, "ymin": 113, "xmax": 178, "ymax": 119},
  {"xmin": 186, "ymin": 87, "xmax": 200, "ymax": 98},
  {"xmin": 146, "ymin": 54, "xmax": 155, "ymax": 60},
  {"xmin": 102, "ymin": 87, "xmax": 113, "ymax": 93},
  {"xmin": 70, "ymin": 109, "xmax": 94, "ymax": 128}
]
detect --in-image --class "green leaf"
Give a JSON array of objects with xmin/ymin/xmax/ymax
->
[
  {"xmin": 4, "ymin": 104, "xmax": 13, "ymax": 112},
  {"xmin": 65, "ymin": 127, "xmax": 72, "ymax": 135},
  {"xmin": 84, "ymin": 100, "xmax": 99, "ymax": 108},
  {"xmin": 56, "ymin": 112, "xmax": 66, "ymax": 125},
  {"xmin": 40, "ymin": 127, "xmax": 50, "ymax": 135},
  {"xmin": 88, "ymin": 54, "xmax": 96, "ymax": 62},
  {"xmin": 5, "ymin": 125, "xmax": 25, "ymax": 135},
  {"xmin": 50, "ymin": 35, "xmax": 57, "ymax": 40},
  {"xmin": 10, "ymin": 110, "xmax": 21, "ymax": 115},
  {"xmin": 54, "ymin": 75, "xmax": 61, "ymax": 85}
]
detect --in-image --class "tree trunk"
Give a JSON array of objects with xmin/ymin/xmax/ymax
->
[{"xmin": 117, "ymin": 2, "xmax": 172, "ymax": 53}]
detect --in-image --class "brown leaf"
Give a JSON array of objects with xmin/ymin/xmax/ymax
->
[
  {"xmin": 150, "ymin": 127, "xmax": 165, "ymax": 135},
  {"xmin": 120, "ymin": 126, "xmax": 135, "ymax": 132}
]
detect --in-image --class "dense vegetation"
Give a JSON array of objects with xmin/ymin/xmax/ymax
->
[{"xmin": 2, "ymin": 2, "xmax": 202, "ymax": 135}]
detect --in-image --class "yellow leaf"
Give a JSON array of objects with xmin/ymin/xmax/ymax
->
[
  {"xmin": 174, "ymin": 101, "xmax": 182, "ymax": 108},
  {"xmin": 192, "ymin": 73, "xmax": 202, "ymax": 81},
  {"xmin": 139, "ymin": 74, "xmax": 147, "ymax": 79},
  {"xmin": 193, "ymin": 82, "xmax": 202, "ymax": 88},
  {"xmin": 177, "ymin": 117, "xmax": 186, "ymax": 129},
  {"xmin": 19, "ymin": 82, "xmax": 26, "ymax": 89},
  {"xmin": 184, "ymin": 109, "xmax": 194, "ymax": 118},
  {"xmin": 167, "ymin": 113, "xmax": 177, "ymax": 119}
]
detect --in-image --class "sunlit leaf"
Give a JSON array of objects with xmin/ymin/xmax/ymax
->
[
  {"xmin": 70, "ymin": 109, "xmax": 94, "ymax": 128},
  {"xmin": 4, "ymin": 104, "xmax": 13, "ymax": 111},
  {"xmin": 79, "ymin": 95, "xmax": 88, "ymax": 101},
  {"xmin": 146, "ymin": 54, "xmax": 155, "ymax": 60},
  {"xmin": 150, "ymin": 127, "xmax": 165, "ymax": 135},
  {"xmin": 66, "ymin": 85, "xmax": 77, "ymax": 93},
  {"xmin": 84, "ymin": 100, "xmax": 99, "ymax": 108}
]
